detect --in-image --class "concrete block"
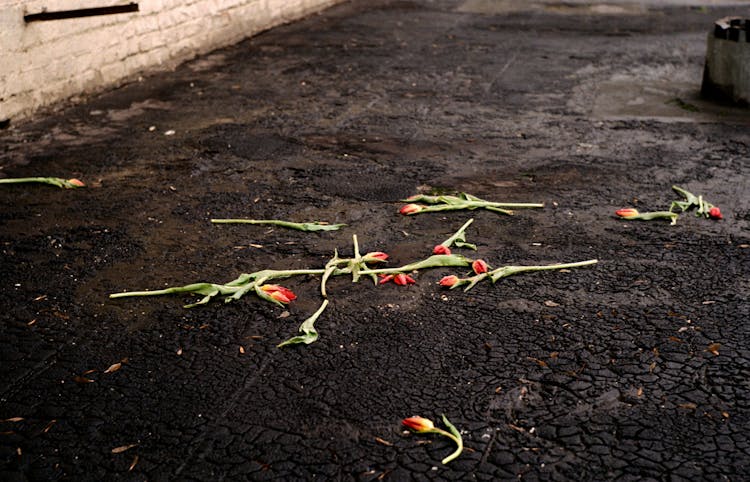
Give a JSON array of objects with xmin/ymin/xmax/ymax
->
[{"xmin": 701, "ymin": 17, "xmax": 750, "ymax": 105}]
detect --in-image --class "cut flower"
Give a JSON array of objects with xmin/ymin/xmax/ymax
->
[
  {"xmin": 439, "ymin": 275, "xmax": 459, "ymax": 287},
  {"xmin": 402, "ymin": 416, "xmax": 435, "ymax": 432},
  {"xmin": 472, "ymin": 259, "xmax": 489, "ymax": 274},
  {"xmin": 260, "ymin": 284, "xmax": 297, "ymax": 304},
  {"xmin": 433, "ymin": 245, "xmax": 452, "ymax": 255},
  {"xmin": 400, "ymin": 192, "xmax": 543, "ymax": 216},
  {"xmin": 0, "ymin": 177, "xmax": 86, "ymax": 189},
  {"xmin": 615, "ymin": 208, "xmax": 678, "ymax": 225},
  {"xmin": 402, "ymin": 414, "xmax": 463, "ymax": 464},
  {"xmin": 400, "ymin": 203, "xmax": 424, "ymax": 215}
]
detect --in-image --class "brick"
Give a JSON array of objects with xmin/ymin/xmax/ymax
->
[{"xmin": 3, "ymin": 0, "xmax": 343, "ymax": 121}]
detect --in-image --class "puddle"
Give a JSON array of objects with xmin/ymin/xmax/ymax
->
[
  {"xmin": 571, "ymin": 64, "xmax": 750, "ymax": 122},
  {"xmin": 592, "ymin": 80, "xmax": 750, "ymax": 122},
  {"xmin": 458, "ymin": 0, "xmax": 646, "ymax": 15},
  {"xmin": 459, "ymin": 0, "xmax": 750, "ymax": 15}
]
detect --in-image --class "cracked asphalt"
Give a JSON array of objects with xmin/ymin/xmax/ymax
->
[{"xmin": 1, "ymin": 0, "xmax": 749, "ymax": 480}]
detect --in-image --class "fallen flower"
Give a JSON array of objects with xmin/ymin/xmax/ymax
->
[
  {"xmin": 615, "ymin": 208, "xmax": 678, "ymax": 225},
  {"xmin": 440, "ymin": 259, "xmax": 598, "ymax": 292},
  {"xmin": 433, "ymin": 245, "xmax": 452, "ymax": 255},
  {"xmin": 402, "ymin": 414, "xmax": 464, "ymax": 464},
  {"xmin": 402, "ymin": 416, "xmax": 435, "ymax": 432},
  {"xmin": 439, "ymin": 275, "xmax": 459, "ymax": 287},
  {"xmin": 472, "ymin": 259, "xmax": 489, "ymax": 274},
  {"xmin": 400, "ymin": 192, "xmax": 543, "ymax": 216},
  {"xmin": 260, "ymin": 284, "xmax": 297, "ymax": 304},
  {"xmin": 363, "ymin": 251, "xmax": 389, "ymax": 262},
  {"xmin": 400, "ymin": 203, "xmax": 424, "ymax": 215},
  {"xmin": 671, "ymin": 186, "xmax": 721, "ymax": 219},
  {"xmin": 0, "ymin": 177, "xmax": 86, "ymax": 189},
  {"xmin": 615, "ymin": 208, "xmax": 639, "ymax": 218},
  {"xmin": 393, "ymin": 273, "xmax": 416, "ymax": 285}
]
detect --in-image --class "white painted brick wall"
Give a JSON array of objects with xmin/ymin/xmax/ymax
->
[{"xmin": 0, "ymin": 0, "xmax": 342, "ymax": 122}]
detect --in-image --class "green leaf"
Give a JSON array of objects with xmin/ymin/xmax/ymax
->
[
  {"xmin": 440, "ymin": 219, "xmax": 477, "ymax": 250},
  {"xmin": 398, "ymin": 254, "xmax": 472, "ymax": 272},
  {"xmin": 440, "ymin": 414, "xmax": 464, "ymax": 465},
  {"xmin": 278, "ymin": 299, "xmax": 329, "ymax": 347}
]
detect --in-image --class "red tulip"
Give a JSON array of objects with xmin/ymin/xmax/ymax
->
[
  {"xmin": 364, "ymin": 251, "xmax": 389, "ymax": 262},
  {"xmin": 708, "ymin": 207, "xmax": 723, "ymax": 220},
  {"xmin": 615, "ymin": 208, "xmax": 639, "ymax": 218},
  {"xmin": 399, "ymin": 204, "xmax": 423, "ymax": 215},
  {"xmin": 260, "ymin": 284, "xmax": 297, "ymax": 303},
  {"xmin": 378, "ymin": 274, "xmax": 394, "ymax": 285},
  {"xmin": 472, "ymin": 259, "xmax": 489, "ymax": 274},
  {"xmin": 439, "ymin": 275, "xmax": 459, "ymax": 287},
  {"xmin": 394, "ymin": 273, "xmax": 416, "ymax": 285},
  {"xmin": 433, "ymin": 245, "xmax": 451, "ymax": 255},
  {"xmin": 402, "ymin": 416, "xmax": 435, "ymax": 432}
]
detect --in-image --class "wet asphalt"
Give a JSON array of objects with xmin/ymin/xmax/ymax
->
[{"xmin": 1, "ymin": 0, "xmax": 750, "ymax": 480}]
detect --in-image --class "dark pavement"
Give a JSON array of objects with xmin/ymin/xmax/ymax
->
[{"xmin": 1, "ymin": 1, "xmax": 749, "ymax": 480}]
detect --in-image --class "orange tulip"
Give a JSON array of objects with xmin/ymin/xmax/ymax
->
[
  {"xmin": 615, "ymin": 208, "xmax": 639, "ymax": 218},
  {"xmin": 260, "ymin": 284, "xmax": 297, "ymax": 303},
  {"xmin": 402, "ymin": 416, "xmax": 435, "ymax": 432}
]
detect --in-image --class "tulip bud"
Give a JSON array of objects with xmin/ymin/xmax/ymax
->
[
  {"xmin": 439, "ymin": 275, "xmax": 459, "ymax": 287},
  {"xmin": 402, "ymin": 416, "xmax": 435, "ymax": 433},
  {"xmin": 708, "ymin": 207, "xmax": 722, "ymax": 220},
  {"xmin": 394, "ymin": 273, "xmax": 416, "ymax": 285},
  {"xmin": 66, "ymin": 178, "xmax": 85, "ymax": 188},
  {"xmin": 615, "ymin": 208, "xmax": 639, "ymax": 218},
  {"xmin": 260, "ymin": 284, "xmax": 297, "ymax": 303},
  {"xmin": 472, "ymin": 259, "xmax": 489, "ymax": 274},
  {"xmin": 399, "ymin": 204, "xmax": 423, "ymax": 215},
  {"xmin": 364, "ymin": 251, "xmax": 389, "ymax": 262},
  {"xmin": 433, "ymin": 245, "xmax": 451, "ymax": 255}
]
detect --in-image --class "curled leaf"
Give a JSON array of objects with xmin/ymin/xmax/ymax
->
[{"xmin": 278, "ymin": 299, "xmax": 329, "ymax": 347}]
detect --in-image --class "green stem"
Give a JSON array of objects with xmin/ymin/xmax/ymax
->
[
  {"xmin": 0, "ymin": 177, "xmax": 80, "ymax": 189},
  {"xmin": 211, "ymin": 219, "xmax": 345, "ymax": 231},
  {"xmin": 424, "ymin": 415, "xmax": 463, "ymax": 465},
  {"xmin": 489, "ymin": 259, "xmax": 598, "ymax": 283},
  {"xmin": 360, "ymin": 254, "xmax": 471, "ymax": 276}
]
